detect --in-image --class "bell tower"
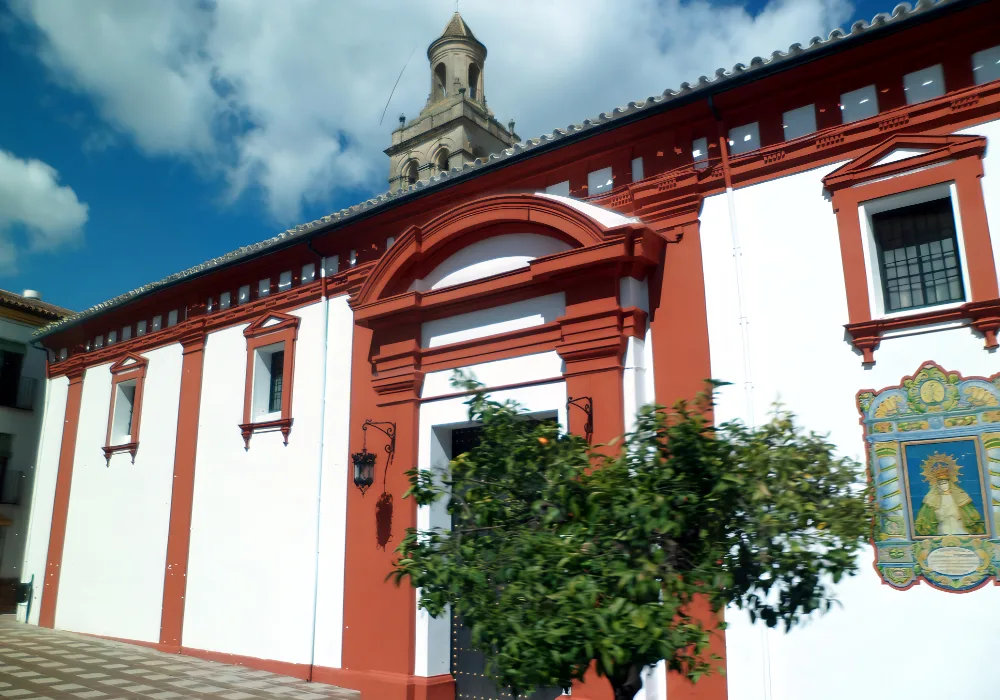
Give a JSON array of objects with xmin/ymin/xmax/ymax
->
[{"xmin": 386, "ymin": 12, "xmax": 518, "ymax": 191}]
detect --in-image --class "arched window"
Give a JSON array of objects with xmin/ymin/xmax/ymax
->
[
  {"xmin": 404, "ymin": 160, "xmax": 418, "ymax": 186},
  {"xmin": 437, "ymin": 149, "xmax": 450, "ymax": 172},
  {"xmin": 468, "ymin": 63, "xmax": 481, "ymax": 100},
  {"xmin": 434, "ymin": 63, "xmax": 447, "ymax": 100}
]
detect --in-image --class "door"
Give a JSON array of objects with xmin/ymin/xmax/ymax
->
[{"xmin": 449, "ymin": 426, "xmax": 562, "ymax": 700}]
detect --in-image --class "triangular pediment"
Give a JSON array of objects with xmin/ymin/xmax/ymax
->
[
  {"xmin": 109, "ymin": 353, "xmax": 148, "ymax": 375},
  {"xmin": 823, "ymin": 133, "xmax": 985, "ymax": 190},
  {"xmin": 244, "ymin": 311, "xmax": 300, "ymax": 338}
]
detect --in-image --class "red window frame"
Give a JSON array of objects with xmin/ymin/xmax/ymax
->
[
  {"xmin": 104, "ymin": 353, "xmax": 149, "ymax": 465},
  {"xmin": 240, "ymin": 312, "xmax": 300, "ymax": 449}
]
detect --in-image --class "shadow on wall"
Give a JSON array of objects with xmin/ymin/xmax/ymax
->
[{"xmin": 376, "ymin": 492, "xmax": 394, "ymax": 550}]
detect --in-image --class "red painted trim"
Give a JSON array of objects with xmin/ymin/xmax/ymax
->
[
  {"xmin": 241, "ymin": 312, "xmax": 300, "ymax": 447},
  {"xmin": 159, "ymin": 326, "xmax": 207, "ymax": 648},
  {"xmin": 103, "ymin": 353, "xmax": 149, "ymax": 465},
  {"xmin": 180, "ymin": 645, "xmax": 312, "ymax": 680},
  {"xmin": 38, "ymin": 369, "xmax": 85, "ymax": 628},
  {"xmin": 313, "ymin": 668, "xmax": 454, "ymax": 700}
]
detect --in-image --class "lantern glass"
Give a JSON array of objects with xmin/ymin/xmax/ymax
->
[{"xmin": 352, "ymin": 449, "xmax": 377, "ymax": 492}]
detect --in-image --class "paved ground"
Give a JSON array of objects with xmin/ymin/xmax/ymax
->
[{"xmin": 0, "ymin": 617, "xmax": 358, "ymax": 700}]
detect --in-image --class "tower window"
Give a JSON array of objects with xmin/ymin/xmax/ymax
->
[
  {"xmin": 404, "ymin": 160, "xmax": 418, "ymax": 186},
  {"xmin": 434, "ymin": 63, "xmax": 447, "ymax": 100},
  {"xmin": 468, "ymin": 63, "xmax": 481, "ymax": 100},
  {"xmin": 437, "ymin": 149, "xmax": 450, "ymax": 172}
]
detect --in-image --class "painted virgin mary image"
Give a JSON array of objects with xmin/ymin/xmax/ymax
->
[{"xmin": 913, "ymin": 452, "xmax": 986, "ymax": 536}]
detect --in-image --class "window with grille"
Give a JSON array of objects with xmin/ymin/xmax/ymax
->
[
  {"xmin": 268, "ymin": 351, "xmax": 284, "ymax": 413},
  {"xmin": 872, "ymin": 197, "xmax": 965, "ymax": 312}
]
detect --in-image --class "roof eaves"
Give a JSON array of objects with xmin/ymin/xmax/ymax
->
[{"xmin": 34, "ymin": 0, "xmax": 972, "ymax": 340}]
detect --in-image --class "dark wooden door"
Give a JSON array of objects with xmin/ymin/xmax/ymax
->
[{"xmin": 449, "ymin": 427, "xmax": 562, "ymax": 700}]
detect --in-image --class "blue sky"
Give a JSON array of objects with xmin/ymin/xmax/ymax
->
[{"xmin": 0, "ymin": 0, "xmax": 890, "ymax": 311}]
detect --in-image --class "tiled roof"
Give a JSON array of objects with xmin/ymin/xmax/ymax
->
[
  {"xmin": 439, "ymin": 12, "xmax": 478, "ymax": 42},
  {"xmin": 35, "ymin": 0, "xmax": 968, "ymax": 339},
  {"xmin": 0, "ymin": 289, "xmax": 73, "ymax": 321}
]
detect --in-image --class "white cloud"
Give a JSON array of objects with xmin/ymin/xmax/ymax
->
[
  {"xmin": 11, "ymin": 0, "xmax": 854, "ymax": 223},
  {"xmin": 0, "ymin": 150, "xmax": 88, "ymax": 274}
]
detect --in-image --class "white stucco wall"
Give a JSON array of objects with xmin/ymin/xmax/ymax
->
[
  {"xmin": 19, "ymin": 373, "xmax": 68, "ymax": 624},
  {"xmin": 55, "ymin": 343, "xmax": 182, "ymax": 641},
  {"xmin": 311, "ymin": 295, "xmax": 354, "ymax": 669},
  {"xmin": 700, "ymin": 152, "xmax": 1000, "ymax": 700},
  {"xmin": 182, "ymin": 301, "xmax": 328, "ymax": 664}
]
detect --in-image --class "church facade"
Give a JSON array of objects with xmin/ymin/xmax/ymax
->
[{"xmin": 18, "ymin": 2, "xmax": 1000, "ymax": 699}]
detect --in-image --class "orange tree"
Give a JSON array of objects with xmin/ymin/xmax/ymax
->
[{"xmin": 392, "ymin": 378, "xmax": 871, "ymax": 700}]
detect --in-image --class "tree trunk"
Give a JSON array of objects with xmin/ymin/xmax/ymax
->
[{"xmin": 609, "ymin": 664, "xmax": 643, "ymax": 700}]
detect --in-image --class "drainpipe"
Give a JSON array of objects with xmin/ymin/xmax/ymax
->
[
  {"xmin": 709, "ymin": 96, "xmax": 770, "ymax": 700},
  {"xmin": 305, "ymin": 239, "xmax": 330, "ymax": 680}
]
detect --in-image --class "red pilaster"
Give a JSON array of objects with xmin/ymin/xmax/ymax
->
[
  {"xmin": 38, "ymin": 365, "xmax": 85, "ymax": 628},
  {"xmin": 159, "ymin": 325, "xmax": 207, "ymax": 648}
]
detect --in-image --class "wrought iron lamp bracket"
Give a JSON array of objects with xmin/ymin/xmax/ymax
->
[{"xmin": 566, "ymin": 396, "xmax": 594, "ymax": 443}]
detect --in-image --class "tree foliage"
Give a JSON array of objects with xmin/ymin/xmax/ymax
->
[{"xmin": 392, "ymin": 376, "xmax": 873, "ymax": 700}]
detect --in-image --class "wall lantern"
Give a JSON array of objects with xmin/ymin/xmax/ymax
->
[
  {"xmin": 567, "ymin": 396, "xmax": 594, "ymax": 443},
  {"xmin": 352, "ymin": 419, "xmax": 396, "ymax": 495}
]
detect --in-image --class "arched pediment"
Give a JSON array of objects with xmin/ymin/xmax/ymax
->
[{"xmin": 354, "ymin": 193, "xmax": 635, "ymax": 306}]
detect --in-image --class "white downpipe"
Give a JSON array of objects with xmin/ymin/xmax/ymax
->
[{"xmin": 306, "ymin": 257, "xmax": 331, "ymax": 676}]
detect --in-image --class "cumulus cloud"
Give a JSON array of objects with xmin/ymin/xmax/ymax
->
[
  {"xmin": 0, "ymin": 150, "xmax": 88, "ymax": 274},
  {"xmin": 11, "ymin": 0, "xmax": 854, "ymax": 223}
]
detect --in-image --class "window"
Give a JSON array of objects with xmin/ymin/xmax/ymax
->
[
  {"xmin": 587, "ymin": 167, "xmax": 613, "ymax": 195},
  {"xmin": 94, "ymin": 335, "xmax": 104, "ymax": 349},
  {"xmin": 903, "ymin": 65, "xmax": 945, "ymax": 104},
  {"xmin": 631, "ymin": 157, "xmax": 644, "ymax": 182},
  {"xmin": 104, "ymin": 354, "xmax": 148, "ymax": 464},
  {"xmin": 137, "ymin": 320, "xmax": 147, "ymax": 336},
  {"xmin": 219, "ymin": 291, "xmax": 232, "ymax": 310},
  {"xmin": 692, "ymin": 137, "xmax": 708, "ymax": 169},
  {"xmin": 122, "ymin": 325, "xmax": 132, "ymax": 341},
  {"xmin": 167, "ymin": 310, "xmax": 178, "ymax": 327},
  {"xmin": 434, "ymin": 62, "xmax": 447, "ymax": 100},
  {"xmin": 437, "ymin": 149, "xmax": 450, "ymax": 172},
  {"xmin": 872, "ymin": 198, "xmax": 965, "ymax": 312},
  {"xmin": 468, "ymin": 63, "xmax": 481, "ymax": 100},
  {"xmin": 238, "ymin": 285, "xmax": 251, "ymax": 304},
  {"xmin": 386, "ymin": 237, "xmax": 395, "ymax": 250},
  {"xmin": 972, "ymin": 45, "xmax": 1000, "ymax": 85},
  {"xmin": 544, "ymin": 181, "xmax": 570, "ymax": 197},
  {"xmin": 782, "ymin": 104, "xmax": 817, "ymax": 140},
  {"xmin": 279, "ymin": 271, "xmax": 292, "ymax": 291},
  {"xmin": 349, "ymin": 250, "xmax": 357, "ymax": 267},
  {"xmin": 258, "ymin": 279, "xmax": 270, "ymax": 298},
  {"xmin": 840, "ymin": 85, "xmax": 878, "ymax": 123},
  {"xmin": 240, "ymin": 312, "xmax": 300, "ymax": 448},
  {"xmin": 404, "ymin": 160, "xmax": 418, "ymax": 186},
  {"xmin": 152, "ymin": 315, "xmax": 162, "ymax": 331},
  {"xmin": 728, "ymin": 122, "xmax": 760, "ymax": 155},
  {"xmin": 0, "ymin": 433, "xmax": 19, "ymax": 505},
  {"xmin": 0, "ymin": 344, "xmax": 25, "ymax": 409},
  {"xmin": 108, "ymin": 330, "xmax": 117, "ymax": 345},
  {"xmin": 301, "ymin": 263, "xmax": 316, "ymax": 284}
]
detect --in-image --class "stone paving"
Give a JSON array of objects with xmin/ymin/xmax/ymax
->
[{"xmin": 0, "ymin": 617, "xmax": 358, "ymax": 700}]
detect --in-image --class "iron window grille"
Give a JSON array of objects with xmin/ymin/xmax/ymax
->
[{"xmin": 872, "ymin": 197, "xmax": 965, "ymax": 313}]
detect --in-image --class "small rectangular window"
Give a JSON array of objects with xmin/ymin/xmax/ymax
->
[
  {"xmin": 152, "ymin": 316, "xmax": 162, "ymax": 332},
  {"xmin": 58, "ymin": 349, "xmax": 67, "ymax": 361},
  {"xmin": 111, "ymin": 379, "xmax": 137, "ymax": 445},
  {"xmin": 972, "ymin": 45, "xmax": 1000, "ymax": 85},
  {"xmin": 167, "ymin": 310, "xmax": 178, "ymax": 327},
  {"xmin": 268, "ymin": 351, "xmax": 284, "ymax": 413},
  {"xmin": 692, "ymin": 137, "xmax": 708, "ymax": 169},
  {"xmin": 107, "ymin": 330, "xmax": 117, "ymax": 345},
  {"xmin": 252, "ymin": 342, "xmax": 285, "ymax": 419},
  {"xmin": 0, "ymin": 351, "xmax": 24, "ymax": 408},
  {"xmin": 94, "ymin": 335, "xmax": 104, "ymax": 349},
  {"xmin": 238, "ymin": 285, "xmax": 251, "ymax": 304},
  {"xmin": 544, "ymin": 181, "xmax": 570, "ymax": 197},
  {"xmin": 782, "ymin": 104, "xmax": 817, "ymax": 140},
  {"xmin": 278, "ymin": 271, "xmax": 292, "ymax": 291},
  {"xmin": 840, "ymin": 85, "xmax": 878, "ymax": 123},
  {"xmin": 324, "ymin": 256, "xmax": 339, "ymax": 276},
  {"xmin": 122, "ymin": 326, "xmax": 132, "ymax": 341},
  {"xmin": 137, "ymin": 320, "xmax": 147, "ymax": 336},
  {"xmin": 349, "ymin": 250, "xmax": 357, "ymax": 267},
  {"xmin": 258, "ymin": 279, "xmax": 270, "ymax": 297},
  {"xmin": 873, "ymin": 198, "xmax": 965, "ymax": 312},
  {"xmin": 587, "ymin": 167, "xmax": 613, "ymax": 195},
  {"xmin": 301, "ymin": 263, "xmax": 316, "ymax": 283},
  {"xmin": 728, "ymin": 122, "xmax": 760, "ymax": 155},
  {"xmin": 386, "ymin": 237, "xmax": 395, "ymax": 249},
  {"xmin": 903, "ymin": 64, "xmax": 945, "ymax": 104},
  {"xmin": 219, "ymin": 291, "xmax": 232, "ymax": 310},
  {"xmin": 631, "ymin": 157, "xmax": 644, "ymax": 182}
]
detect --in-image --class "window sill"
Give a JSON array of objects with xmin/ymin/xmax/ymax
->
[
  {"xmin": 845, "ymin": 298, "xmax": 1000, "ymax": 364},
  {"xmin": 238, "ymin": 417, "xmax": 293, "ymax": 450},
  {"xmin": 103, "ymin": 442, "xmax": 139, "ymax": 466}
]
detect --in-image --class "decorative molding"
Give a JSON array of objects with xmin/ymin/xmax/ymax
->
[
  {"xmin": 239, "ymin": 418, "xmax": 293, "ymax": 450},
  {"xmin": 104, "ymin": 353, "xmax": 149, "ymax": 466},
  {"xmin": 241, "ymin": 312, "xmax": 300, "ymax": 448},
  {"xmin": 845, "ymin": 299, "xmax": 1000, "ymax": 365}
]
